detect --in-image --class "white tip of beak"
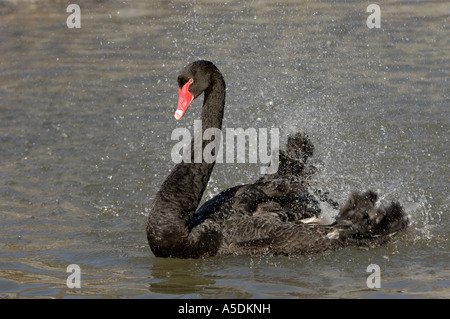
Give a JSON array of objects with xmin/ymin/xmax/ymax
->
[{"xmin": 174, "ymin": 109, "xmax": 184, "ymax": 120}]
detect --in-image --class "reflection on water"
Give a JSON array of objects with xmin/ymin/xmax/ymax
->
[
  {"xmin": 0, "ymin": 0, "xmax": 448, "ymax": 298},
  {"xmin": 149, "ymin": 258, "xmax": 218, "ymax": 296}
]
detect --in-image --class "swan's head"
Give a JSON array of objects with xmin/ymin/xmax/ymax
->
[{"xmin": 175, "ymin": 60, "xmax": 218, "ymax": 120}]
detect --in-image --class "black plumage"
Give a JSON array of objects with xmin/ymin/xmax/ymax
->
[{"xmin": 146, "ymin": 60, "xmax": 408, "ymax": 258}]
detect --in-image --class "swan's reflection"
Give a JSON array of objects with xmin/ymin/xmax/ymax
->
[
  {"xmin": 148, "ymin": 256, "xmax": 252, "ymax": 298},
  {"xmin": 148, "ymin": 257, "xmax": 216, "ymax": 296}
]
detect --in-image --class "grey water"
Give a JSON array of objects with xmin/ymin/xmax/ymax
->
[{"xmin": 0, "ymin": 0, "xmax": 448, "ymax": 298}]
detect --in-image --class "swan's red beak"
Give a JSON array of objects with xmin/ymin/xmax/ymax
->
[{"xmin": 175, "ymin": 79, "xmax": 194, "ymax": 120}]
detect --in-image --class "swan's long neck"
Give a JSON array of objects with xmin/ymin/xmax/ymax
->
[{"xmin": 146, "ymin": 73, "xmax": 225, "ymax": 258}]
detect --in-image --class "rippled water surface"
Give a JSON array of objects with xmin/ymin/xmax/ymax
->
[{"xmin": 0, "ymin": 0, "xmax": 448, "ymax": 298}]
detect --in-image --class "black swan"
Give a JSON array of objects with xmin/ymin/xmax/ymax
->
[{"xmin": 146, "ymin": 60, "xmax": 408, "ymax": 258}]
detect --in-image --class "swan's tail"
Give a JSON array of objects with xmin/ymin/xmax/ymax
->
[{"xmin": 330, "ymin": 190, "xmax": 409, "ymax": 247}]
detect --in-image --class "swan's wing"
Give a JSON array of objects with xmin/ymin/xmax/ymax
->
[
  {"xmin": 192, "ymin": 176, "xmax": 325, "ymax": 230},
  {"xmin": 189, "ymin": 185, "xmax": 244, "ymax": 229}
]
